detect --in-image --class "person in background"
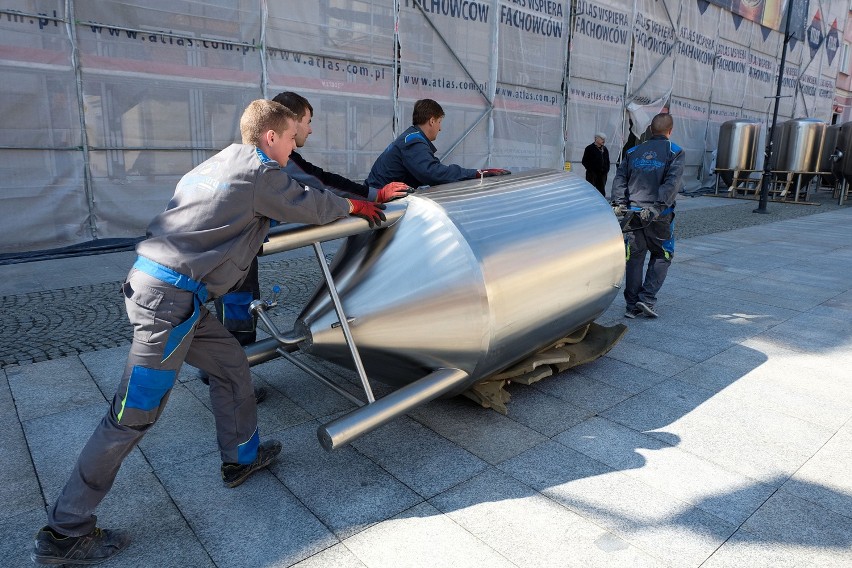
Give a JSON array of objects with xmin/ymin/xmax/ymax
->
[
  {"xmin": 611, "ymin": 112, "xmax": 683, "ymax": 319},
  {"xmin": 31, "ymin": 100, "xmax": 387, "ymax": 566},
  {"xmin": 581, "ymin": 132, "xmax": 610, "ymax": 196},
  {"xmin": 366, "ymin": 98, "xmax": 510, "ymax": 189}
]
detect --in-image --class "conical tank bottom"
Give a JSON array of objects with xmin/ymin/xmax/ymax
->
[{"xmin": 298, "ymin": 197, "xmax": 487, "ymax": 387}]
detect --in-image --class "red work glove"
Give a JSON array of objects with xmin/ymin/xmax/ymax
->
[
  {"xmin": 376, "ymin": 181, "xmax": 413, "ymax": 203},
  {"xmin": 348, "ymin": 199, "xmax": 387, "ymax": 228},
  {"xmin": 476, "ymin": 168, "xmax": 511, "ymax": 178}
]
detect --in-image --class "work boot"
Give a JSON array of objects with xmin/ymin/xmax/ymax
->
[
  {"xmin": 31, "ymin": 525, "xmax": 130, "ymax": 565},
  {"xmin": 199, "ymin": 370, "xmax": 267, "ymax": 404},
  {"xmin": 624, "ymin": 307, "xmax": 642, "ymax": 319},
  {"xmin": 636, "ymin": 301, "xmax": 659, "ymax": 318},
  {"xmin": 221, "ymin": 439, "xmax": 282, "ymax": 488}
]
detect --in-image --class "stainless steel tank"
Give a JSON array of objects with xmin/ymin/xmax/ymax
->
[
  {"xmin": 837, "ymin": 122, "xmax": 852, "ymax": 183},
  {"xmin": 820, "ymin": 124, "xmax": 841, "ymax": 185},
  {"xmin": 716, "ymin": 119, "xmax": 761, "ymax": 187},
  {"xmin": 297, "ymin": 170, "xmax": 625, "ymax": 389},
  {"xmin": 773, "ymin": 118, "xmax": 825, "ymax": 172},
  {"xmin": 716, "ymin": 119, "xmax": 761, "ymax": 171}
]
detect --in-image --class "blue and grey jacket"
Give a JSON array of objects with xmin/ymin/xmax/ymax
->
[
  {"xmin": 611, "ymin": 135, "xmax": 684, "ymax": 209},
  {"xmin": 365, "ymin": 125, "xmax": 478, "ymax": 189},
  {"xmin": 137, "ymin": 144, "xmax": 350, "ymax": 300}
]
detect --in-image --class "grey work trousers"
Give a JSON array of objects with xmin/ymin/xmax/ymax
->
[
  {"xmin": 48, "ymin": 268, "xmax": 258, "ymax": 536},
  {"xmin": 624, "ymin": 212, "xmax": 675, "ymax": 309}
]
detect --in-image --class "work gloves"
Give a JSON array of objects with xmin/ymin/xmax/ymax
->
[
  {"xmin": 376, "ymin": 181, "xmax": 413, "ymax": 203},
  {"xmin": 348, "ymin": 199, "xmax": 387, "ymax": 228},
  {"xmin": 611, "ymin": 203, "xmax": 628, "ymax": 216},
  {"xmin": 476, "ymin": 168, "xmax": 511, "ymax": 178},
  {"xmin": 639, "ymin": 204, "xmax": 663, "ymax": 222}
]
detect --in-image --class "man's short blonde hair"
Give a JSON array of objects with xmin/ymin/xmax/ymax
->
[{"xmin": 239, "ymin": 99, "xmax": 296, "ymax": 145}]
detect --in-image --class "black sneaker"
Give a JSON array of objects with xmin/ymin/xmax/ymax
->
[
  {"xmin": 31, "ymin": 525, "xmax": 130, "ymax": 565},
  {"xmin": 636, "ymin": 301, "xmax": 659, "ymax": 318},
  {"xmin": 624, "ymin": 307, "xmax": 642, "ymax": 319},
  {"xmin": 221, "ymin": 439, "xmax": 282, "ymax": 488}
]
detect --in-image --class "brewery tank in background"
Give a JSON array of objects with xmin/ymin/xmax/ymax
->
[
  {"xmin": 819, "ymin": 124, "xmax": 841, "ymax": 186},
  {"xmin": 715, "ymin": 119, "xmax": 761, "ymax": 186},
  {"xmin": 772, "ymin": 118, "xmax": 826, "ymax": 190},
  {"xmin": 837, "ymin": 122, "xmax": 852, "ymax": 186}
]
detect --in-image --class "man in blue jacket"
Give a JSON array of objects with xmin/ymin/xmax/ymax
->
[
  {"xmin": 366, "ymin": 98, "xmax": 509, "ymax": 189},
  {"xmin": 611, "ymin": 112, "xmax": 683, "ymax": 319}
]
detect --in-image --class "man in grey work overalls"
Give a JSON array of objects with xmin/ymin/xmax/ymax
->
[{"xmin": 31, "ymin": 100, "xmax": 387, "ymax": 566}]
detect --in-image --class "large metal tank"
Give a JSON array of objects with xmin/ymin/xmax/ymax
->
[
  {"xmin": 819, "ymin": 124, "xmax": 841, "ymax": 185},
  {"xmin": 837, "ymin": 122, "xmax": 852, "ymax": 184},
  {"xmin": 716, "ymin": 119, "xmax": 762, "ymax": 188},
  {"xmin": 716, "ymin": 119, "xmax": 761, "ymax": 173},
  {"xmin": 773, "ymin": 118, "xmax": 825, "ymax": 172},
  {"xmin": 297, "ymin": 170, "xmax": 625, "ymax": 389}
]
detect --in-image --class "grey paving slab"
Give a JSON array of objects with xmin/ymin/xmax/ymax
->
[
  {"xmin": 0, "ymin": 371, "xmax": 43, "ymax": 517},
  {"xmin": 556, "ymin": 417, "xmax": 775, "ymax": 526},
  {"xmin": 604, "ymin": 339, "xmax": 696, "ymax": 377},
  {"xmin": 783, "ymin": 426, "xmax": 852, "ymax": 520},
  {"xmin": 501, "ymin": 384, "xmax": 593, "ymax": 437},
  {"xmin": 408, "ymin": 396, "xmax": 547, "ymax": 465},
  {"xmin": 292, "ymin": 544, "xmax": 367, "ymax": 568},
  {"xmin": 24, "ymin": 401, "xmax": 151, "ymax": 498},
  {"xmin": 737, "ymin": 490, "xmax": 852, "ymax": 563},
  {"xmin": 619, "ymin": 320, "xmax": 736, "ymax": 363},
  {"xmin": 604, "ymin": 379, "xmax": 836, "ymax": 485},
  {"xmin": 565, "ymin": 354, "xmax": 669, "ymax": 395},
  {"xmin": 250, "ymin": 356, "xmax": 359, "ymax": 419},
  {"xmin": 430, "ymin": 467, "xmax": 663, "ymax": 568},
  {"xmin": 532, "ymin": 370, "xmax": 634, "ymax": 414},
  {"xmin": 702, "ymin": 365, "xmax": 852, "ymax": 430},
  {"xmin": 349, "ymin": 415, "xmax": 487, "ymax": 499},
  {"xmin": 341, "ymin": 501, "xmax": 517, "ymax": 568},
  {"xmin": 159, "ymin": 450, "xmax": 334, "ymax": 568},
  {"xmin": 498, "ymin": 440, "xmax": 738, "ymax": 567},
  {"xmin": 7, "ymin": 357, "xmax": 106, "ymax": 422},
  {"xmin": 751, "ymin": 311, "xmax": 852, "ymax": 356},
  {"xmin": 270, "ymin": 421, "xmax": 423, "ymax": 538},
  {"xmin": 0, "ymin": 508, "xmax": 50, "ymax": 568},
  {"xmin": 702, "ymin": 527, "xmax": 839, "ymax": 568}
]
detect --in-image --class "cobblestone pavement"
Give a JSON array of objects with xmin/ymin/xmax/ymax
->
[
  {"xmin": 1, "ymin": 189, "xmax": 849, "ymax": 368},
  {"xmin": 0, "ymin": 257, "xmax": 324, "ymax": 368}
]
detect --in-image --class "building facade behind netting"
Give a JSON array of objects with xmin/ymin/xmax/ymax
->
[{"xmin": 0, "ymin": 0, "xmax": 844, "ymax": 254}]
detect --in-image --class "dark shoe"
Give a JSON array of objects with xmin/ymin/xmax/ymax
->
[
  {"xmin": 221, "ymin": 439, "xmax": 282, "ymax": 488},
  {"xmin": 636, "ymin": 301, "xmax": 659, "ymax": 318},
  {"xmin": 198, "ymin": 369, "xmax": 210, "ymax": 385},
  {"xmin": 624, "ymin": 307, "xmax": 642, "ymax": 319},
  {"xmin": 31, "ymin": 526, "xmax": 130, "ymax": 565}
]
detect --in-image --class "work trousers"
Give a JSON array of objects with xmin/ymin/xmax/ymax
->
[
  {"xmin": 214, "ymin": 256, "xmax": 260, "ymax": 346},
  {"xmin": 48, "ymin": 268, "xmax": 258, "ymax": 536},
  {"xmin": 624, "ymin": 211, "xmax": 675, "ymax": 309}
]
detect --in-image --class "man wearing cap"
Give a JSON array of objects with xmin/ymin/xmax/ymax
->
[{"xmin": 581, "ymin": 132, "xmax": 611, "ymax": 196}]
